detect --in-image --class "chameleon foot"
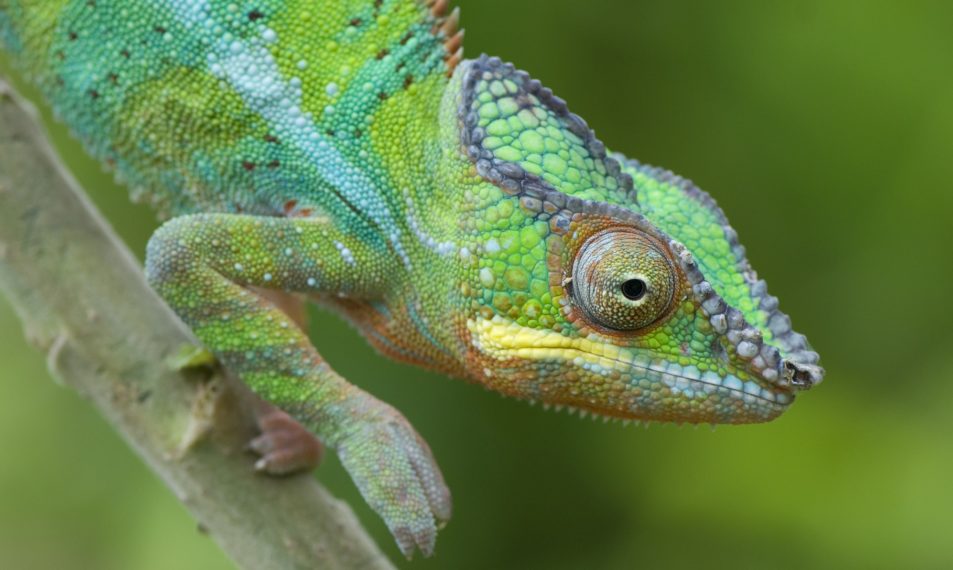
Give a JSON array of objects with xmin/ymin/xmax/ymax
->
[
  {"xmin": 249, "ymin": 404, "xmax": 324, "ymax": 476},
  {"xmin": 336, "ymin": 397, "xmax": 452, "ymax": 559}
]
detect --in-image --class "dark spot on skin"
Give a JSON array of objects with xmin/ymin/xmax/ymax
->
[
  {"xmin": 354, "ymin": 129, "xmax": 363, "ymax": 138},
  {"xmin": 376, "ymin": 48, "xmax": 390, "ymax": 60},
  {"xmin": 137, "ymin": 389, "xmax": 152, "ymax": 403},
  {"xmin": 68, "ymin": 31, "xmax": 78, "ymax": 41},
  {"xmin": 85, "ymin": 0, "xmax": 96, "ymax": 7},
  {"xmin": 88, "ymin": 89, "xmax": 100, "ymax": 99},
  {"xmin": 120, "ymin": 49, "xmax": 131, "ymax": 58},
  {"xmin": 326, "ymin": 129, "xmax": 336, "ymax": 137},
  {"xmin": 108, "ymin": 72, "xmax": 119, "ymax": 85},
  {"xmin": 350, "ymin": 18, "xmax": 362, "ymax": 27},
  {"xmin": 400, "ymin": 32, "xmax": 414, "ymax": 45},
  {"xmin": 54, "ymin": 75, "xmax": 64, "ymax": 87},
  {"xmin": 54, "ymin": 50, "xmax": 66, "ymax": 61},
  {"xmin": 264, "ymin": 134, "xmax": 280, "ymax": 144},
  {"xmin": 154, "ymin": 25, "xmax": 166, "ymax": 34},
  {"xmin": 248, "ymin": 9, "xmax": 264, "ymax": 21},
  {"xmin": 378, "ymin": 91, "xmax": 389, "ymax": 101},
  {"xmin": 403, "ymin": 74, "xmax": 414, "ymax": 89},
  {"xmin": 395, "ymin": 62, "xmax": 406, "ymax": 72},
  {"xmin": 242, "ymin": 161, "xmax": 256, "ymax": 171},
  {"xmin": 267, "ymin": 160, "xmax": 281, "ymax": 169}
]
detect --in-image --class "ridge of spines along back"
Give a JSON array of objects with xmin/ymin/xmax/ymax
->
[{"xmin": 424, "ymin": 0, "xmax": 464, "ymax": 74}]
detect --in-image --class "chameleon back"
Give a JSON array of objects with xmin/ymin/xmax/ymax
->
[{"xmin": 0, "ymin": 0, "xmax": 460, "ymax": 228}]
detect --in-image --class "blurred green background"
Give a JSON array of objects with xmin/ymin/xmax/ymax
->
[{"xmin": 2, "ymin": 0, "xmax": 952, "ymax": 568}]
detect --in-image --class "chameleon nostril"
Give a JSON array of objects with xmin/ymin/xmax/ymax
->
[{"xmin": 783, "ymin": 360, "xmax": 823, "ymax": 391}]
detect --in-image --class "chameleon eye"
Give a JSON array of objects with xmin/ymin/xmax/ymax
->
[{"xmin": 571, "ymin": 229, "xmax": 677, "ymax": 331}]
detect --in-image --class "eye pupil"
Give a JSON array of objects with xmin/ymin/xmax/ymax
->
[{"xmin": 621, "ymin": 279, "xmax": 647, "ymax": 301}]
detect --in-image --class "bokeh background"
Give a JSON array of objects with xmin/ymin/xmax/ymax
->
[{"xmin": 2, "ymin": 0, "xmax": 952, "ymax": 568}]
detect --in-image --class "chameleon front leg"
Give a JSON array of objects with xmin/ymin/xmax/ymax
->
[{"xmin": 145, "ymin": 213, "xmax": 451, "ymax": 557}]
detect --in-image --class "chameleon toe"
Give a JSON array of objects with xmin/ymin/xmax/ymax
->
[{"xmin": 249, "ymin": 407, "xmax": 324, "ymax": 476}]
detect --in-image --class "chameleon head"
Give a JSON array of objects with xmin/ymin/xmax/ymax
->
[
  {"xmin": 454, "ymin": 56, "xmax": 823, "ymax": 424},
  {"xmin": 465, "ymin": 201, "xmax": 822, "ymax": 424}
]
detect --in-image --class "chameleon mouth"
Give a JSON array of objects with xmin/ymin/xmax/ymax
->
[
  {"xmin": 469, "ymin": 316, "xmax": 793, "ymax": 411},
  {"xmin": 498, "ymin": 344, "xmax": 793, "ymax": 407}
]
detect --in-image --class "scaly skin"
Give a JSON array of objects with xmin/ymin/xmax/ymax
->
[{"xmin": 1, "ymin": 0, "xmax": 823, "ymax": 558}]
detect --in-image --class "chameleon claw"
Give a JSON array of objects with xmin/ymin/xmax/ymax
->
[{"xmin": 394, "ymin": 525, "xmax": 437, "ymax": 560}]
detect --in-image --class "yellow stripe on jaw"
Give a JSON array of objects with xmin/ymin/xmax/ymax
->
[
  {"xmin": 467, "ymin": 316, "xmax": 627, "ymax": 365},
  {"xmin": 467, "ymin": 317, "xmax": 792, "ymax": 414}
]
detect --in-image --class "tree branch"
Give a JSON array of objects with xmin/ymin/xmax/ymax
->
[{"xmin": 0, "ymin": 76, "xmax": 395, "ymax": 570}]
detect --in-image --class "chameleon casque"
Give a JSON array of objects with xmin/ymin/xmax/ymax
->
[{"xmin": 1, "ymin": 0, "xmax": 824, "ymax": 558}]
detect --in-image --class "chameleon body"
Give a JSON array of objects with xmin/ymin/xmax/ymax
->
[{"xmin": 1, "ymin": 0, "xmax": 823, "ymax": 557}]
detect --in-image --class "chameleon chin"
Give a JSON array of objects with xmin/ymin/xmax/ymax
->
[{"xmin": 1, "ymin": 0, "xmax": 822, "ymax": 558}]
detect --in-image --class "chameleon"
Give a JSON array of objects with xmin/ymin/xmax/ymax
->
[{"xmin": 0, "ymin": 0, "xmax": 823, "ymax": 559}]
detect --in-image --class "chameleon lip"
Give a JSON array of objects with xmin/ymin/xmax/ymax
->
[{"xmin": 497, "ymin": 345, "xmax": 793, "ymax": 407}]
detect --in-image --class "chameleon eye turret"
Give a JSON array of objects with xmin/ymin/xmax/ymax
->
[{"xmin": 571, "ymin": 229, "xmax": 678, "ymax": 332}]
